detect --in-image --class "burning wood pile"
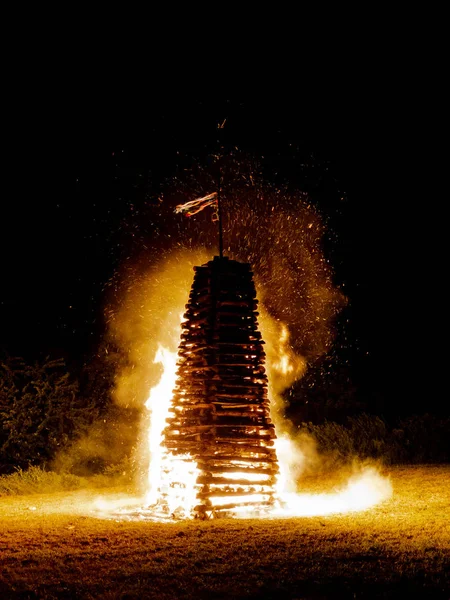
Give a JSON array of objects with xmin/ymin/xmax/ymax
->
[{"xmin": 161, "ymin": 256, "xmax": 279, "ymax": 517}]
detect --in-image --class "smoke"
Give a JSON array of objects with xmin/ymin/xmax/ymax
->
[
  {"xmin": 100, "ymin": 172, "xmax": 346, "ymax": 487},
  {"xmin": 52, "ymin": 413, "xmax": 138, "ymax": 477},
  {"xmin": 106, "ymin": 158, "xmax": 345, "ymax": 409},
  {"xmin": 105, "ymin": 248, "xmax": 211, "ymax": 409},
  {"xmin": 55, "ymin": 156, "xmax": 346, "ymax": 486}
]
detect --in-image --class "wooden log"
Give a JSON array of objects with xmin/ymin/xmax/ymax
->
[
  {"xmin": 199, "ymin": 500, "xmax": 275, "ymax": 511},
  {"xmin": 210, "ymin": 442, "xmax": 277, "ymax": 454},
  {"xmin": 165, "ymin": 421, "xmax": 274, "ymax": 431},
  {"xmin": 199, "ymin": 488, "xmax": 274, "ymax": 496},
  {"xmin": 172, "ymin": 403, "xmax": 215, "ymax": 411},
  {"xmin": 196, "ymin": 464, "xmax": 278, "ymax": 475},
  {"xmin": 214, "ymin": 433, "xmax": 275, "ymax": 442},
  {"xmin": 210, "ymin": 410, "xmax": 266, "ymax": 418},
  {"xmin": 213, "ymin": 392, "xmax": 265, "ymax": 399},
  {"xmin": 196, "ymin": 456, "xmax": 279, "ymax": 466},
  {"xmin": 197, "ymin": 476, "xmax": 277, "ymax": 486},
  {"xmin": 157, "ymin": 257, "xmax": 280, "ymax": 512}
]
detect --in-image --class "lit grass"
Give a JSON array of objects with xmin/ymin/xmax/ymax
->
[
  {"xmin": 0, "ymin": 466, "xmax": 131, "ymax": 497},
  {"xmin": 0, "ymin": 465, "xmax": 449, "ymax": 598}
]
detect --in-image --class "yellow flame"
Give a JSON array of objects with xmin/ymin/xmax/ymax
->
[
  {"xmin": 258, "ymin": 312, "xmax": 307, "ymax": 437},
  {"xmin": 126, "ymin": 253, "xmax": 391, "ymax": 520},
  {"xmin": 273, "ymin": 325, "xmax": 294, "ymax": 375},
  {"xmin": 145, "ymin": 345, "xmax": 178, "ymax": 506},
  {"xmin": 94, "ymin": 231, "xmax": 389, "ymax": 520},
  {"xmin": 143, "ymin": 327, "xmax": 202, "ymax": 518},
  {"xmin": 141, "ymin": 322, "xmax": 392, "ymax": 519},
  {"xmin": 93, "ymin": 316, "xmax": 391, "ymax": 521},
  {"xmin": 157, "ymin": 452, "xmax": 200, "ymax": 517}
]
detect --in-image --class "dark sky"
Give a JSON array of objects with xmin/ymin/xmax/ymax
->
[{"xmin": 0, "ymin": 94, "xmax": 436, "ymax": 417}]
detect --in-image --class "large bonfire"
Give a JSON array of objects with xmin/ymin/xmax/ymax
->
[
  {"xmin": 104, "ymin": 174, "xmax": 392, "ymax": 521},
  {"xmin": 147, "ymin": 256, "xmax": 278, "ymax": 518},
  {"xmin": 142, "ymin": 256, "xmax": 391, "ymax": 520}
]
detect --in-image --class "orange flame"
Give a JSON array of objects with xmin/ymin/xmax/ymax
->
[
  {"xmin": 142, "ymin": 319, "xmax": 392, "ymax": 519},
  {"xmin": 101, "ymin": 251, "xmax": 392, "ymax": 521},
  {"xmin": 145, "ymin": 346, "xmax": 178, "ymax": 506}
]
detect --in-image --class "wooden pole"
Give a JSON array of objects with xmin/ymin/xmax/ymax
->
[
  {"xmin": 217, "ymin": 119, "xmax": 226, "ymax": 259},
  {"xmin": 217, "ymin": 155, "xmax": 224, "ymax": 259}
]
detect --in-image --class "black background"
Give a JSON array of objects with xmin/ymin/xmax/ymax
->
[{"xmin": 0, "ymin": 86, "xmax": 436, "ymax": 420}]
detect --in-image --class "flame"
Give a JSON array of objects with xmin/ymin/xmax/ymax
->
[
  {"xmin": 105, "ymin": 251, "xmax": 391, "ymax": 521},
  {"xmin": 258, "ymin": 312, "xmax": 307, "ymax": 436},
  {"xmin": 154, "ymin": 452, "xmax": 200, "ymax": 517},
  {"xmin": 141, "ymin": 319, "xmax": 392, "ymax": 520},
  {"xmin": 144, "ymin": 329, "xmax": 202, "ymax": 518},
  {"xmin": 145, "ymin": 345, "xmax": 178, "ymax": 506},
  {"xmin": 273, "ymin": 325, "xmax": 294, "ymax": 375}
]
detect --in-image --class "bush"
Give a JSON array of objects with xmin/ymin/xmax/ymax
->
[
  {"xmin": 0, "ymin": 462, "xmax": 136, "ymax": 496},
  {"xmin": 301, "ymin": 413, "xmax": 450, "ymax": 464},
  {"xmin": 0, "ymin": 356, "xmax": 98, "ymax": 473},
  {"xmin": 0, "ymin": 466, "xmax": 87, "ymax": 495},
  {"xmin": 395, "ymin": 414, "xmax": 450, "ymax": 463}
]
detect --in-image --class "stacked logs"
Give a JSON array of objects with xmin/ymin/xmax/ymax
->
[{"xmin": 162, "ymin": 256, "xmax": 279, "ymax": 517}]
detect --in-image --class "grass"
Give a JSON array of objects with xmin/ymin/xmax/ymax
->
[
  {"xmin": 0, "ymin": 465, "xmax": 449, "ymax": 599},
  {"xmin": 0, "ymin": 466, "xmax": 132, "ymax": 496}
]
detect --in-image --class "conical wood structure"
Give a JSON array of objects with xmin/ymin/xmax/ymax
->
[{"xmin": 162, "ymin": 256, "xmax": 279, "ymax": 517}]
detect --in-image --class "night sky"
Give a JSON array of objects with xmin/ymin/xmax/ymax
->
[{"xmin": 0, "ymin": 95, "xmax": 436, "ymax": 418}]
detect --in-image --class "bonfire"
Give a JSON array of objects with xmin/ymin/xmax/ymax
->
[
  {"xmin": 134, "ymin": 189, "xmax": 392, "ymax": 521},
  {"xmin": 147, "ymin": 256, "xmax": 278, "ymax": 518}
]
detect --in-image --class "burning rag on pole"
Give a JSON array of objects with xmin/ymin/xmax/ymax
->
[{"xmin": 175, "ymin": 192, "xmax": 219, "ymax": 221}]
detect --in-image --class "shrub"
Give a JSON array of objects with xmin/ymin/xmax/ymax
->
[
  {"xmin": 301, "ymin": 413, "xmax": 450, "ymax": 465},
  {"xmin": 0, "ymin": 463, "xmax": 135, "ymax": 496},
  {"xmin": 0, "ymin": 466, "xmax": 87, "ymax": 495},
  {"xmin": 0, "ymin": 357, "xmax": 98, "ymax": 473}
]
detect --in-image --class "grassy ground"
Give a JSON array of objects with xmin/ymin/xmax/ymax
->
[{"xmin": 0, "ymin": 465, "xmax": 449, "ymax": 599}]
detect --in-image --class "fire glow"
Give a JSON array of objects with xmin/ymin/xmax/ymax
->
[
  {"xmin": 143, "ymin": 342, "xmax": 392, "ymax": 519},
  {"xmin": 103, "ymin": 185, "xmax": 393, "ymax": 521},
  {"xmin": 139, "ymin": 258, "xmax": 392, "ymax": 520}
]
